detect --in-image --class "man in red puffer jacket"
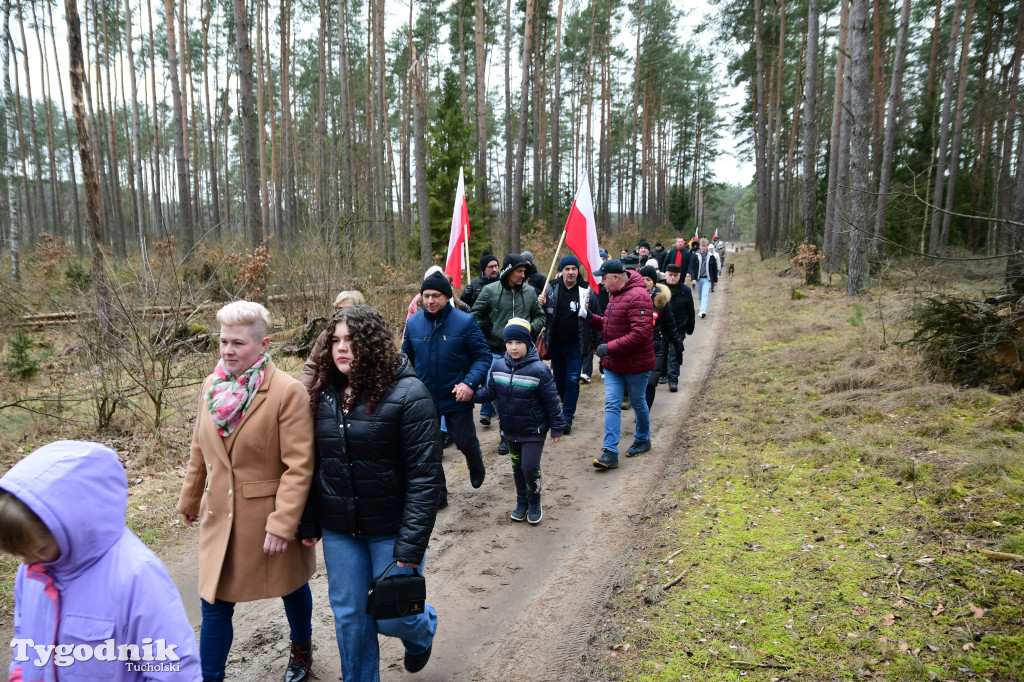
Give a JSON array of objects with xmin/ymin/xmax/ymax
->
[{"xmin": 584, "ymin": 259, "xmax": 655, "ymax": 470}]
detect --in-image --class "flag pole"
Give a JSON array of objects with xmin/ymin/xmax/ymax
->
[
  {"xmin": 540, "ymin": 228, "xmax": 569, "ymax": 293},
  {"xmin": 463, "ymin": 226, "xmax": 471, "ymax": 285}
]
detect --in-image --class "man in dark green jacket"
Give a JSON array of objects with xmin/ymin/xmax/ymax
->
[{"xmin": 470, "ymin": 253, "xmax": 545, "ymax": 453}]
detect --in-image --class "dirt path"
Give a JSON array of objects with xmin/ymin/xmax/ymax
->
[{"xmin": 162, "ymin": 278, "xmax": 732, "ymax": 682}]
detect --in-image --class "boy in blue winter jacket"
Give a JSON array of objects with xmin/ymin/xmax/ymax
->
[{"xmin": 474, "ymin": 317, "xmax": 565, "ymax": 524}]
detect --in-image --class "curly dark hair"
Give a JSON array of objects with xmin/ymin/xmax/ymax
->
[{"xmin": 309, "ymin": 305, "xmax": 401, "ymax": 413}]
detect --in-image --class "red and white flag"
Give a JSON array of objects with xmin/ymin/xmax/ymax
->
[
  {"xmin": 444, "ymin": 167, "xmax": 471, "ymax": 289},
  {"xmin": 712, "ymin": 228, "xmax": 718, "ymax": 241},
  {"xmin": 692, "ymin": 230, "xmax": 699, "ymax": 243},
  {"xmin": 563, "ymin": 172, "xmax": 602, "ymax": 290}
]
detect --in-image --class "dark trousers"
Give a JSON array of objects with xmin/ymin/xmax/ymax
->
[
  {"xmin": 508, "ymin": 440, "xmax": 545, "ymax": 494},
  {"xmin": 549, "ymin": 342, "xmax": 583, "ymax": 423},
  {"xmin": 666, "ymin": 341, "xmax": 684, "ymax": 383},
  {"xmin": 200, "ymin": 583, "xmax": 313, "ymax": 681},
  {"xmin": 443, "ymin": 409, "xmax": 484, "ymax": 468}
]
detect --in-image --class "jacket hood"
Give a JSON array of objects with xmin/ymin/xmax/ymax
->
[
  {"xmin": 499, "ymin": 254, "xmax": 528, "ymax": 284},
  {"xmin": 395, "ymin": 354, "xmax": 417, "ymax": 381},
  {"xmin": 0, "ymin": 440, "xmax": 127, "ymax": 576},
  {"xmin": 652, "ymin": 282, "xmax": 671, "ymax": 310}
]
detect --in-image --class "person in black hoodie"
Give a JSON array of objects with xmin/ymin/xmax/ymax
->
[
  {"xmin": 639, "ymin": 265, "xmax": 684, "ymax": 411},
  {"xmin": 461, "ymin": 252, "xmax": 500, "ymax": 308},
  {"xmin": 520, "ymin": 251, "xmax": 548, "ymax": 295},
  {"xmin": 663, "ymin": 263, "xmax": 695, "ymax": 392},
  {"xmin": 302, "ymin": 305, "xmax": 442, "ymax": 680}
]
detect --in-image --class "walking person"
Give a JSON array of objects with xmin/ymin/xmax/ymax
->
[
  {"xmin": 538, "ymin": 255, "xmax": 602, "ymax": 434},
  {"xmin": 663, "ymin": 263, "xmax": 696, "ymax": 392},
  {"xmin": 403, "ymin": 270, "xmax": 492, "ymax": 505},
  {"xmin": 461, "ymin": 252, "xmax": 500, "ymax": 309},
  {"xmin": 583, "ymin": 260, "xmax": 655, "ymax": 470},
  {"xmin": 302, "ymin": 305, "xmax": 442, "ymax": 681},
  {"xmin": 470, "ymin": 254, "xmax": 545, "ymax": 454},
  {"xmin": 3, "ymin": 441, "xmax": 202, "ymax": 681},
  {"xmin": 661, "ymin": 236, "xmax": 692, "ymax": 274},
  {"xmin": 178, "ymin": 301, "xmax": 317, "ymax": 682},
  {"xmin": 474, "ymin": 318, "xmax": 565, "ymax": 523},
  {"xmin": 688, "ymin": 238, "xmax": 718, "ymax": 319},
  {"xmin": 639, "ymin": 266, "xmax": 684, "ymax": 410}
]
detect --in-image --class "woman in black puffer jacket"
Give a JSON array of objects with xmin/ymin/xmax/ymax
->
[
  {"xmin": 301, "ymin": 305, "xmax": 442, "ymax": 681},
  {"xmin": 639, "ymin": 266, "xmax": 684, "ymax": 409}
]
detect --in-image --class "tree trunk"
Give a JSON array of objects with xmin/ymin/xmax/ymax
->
[
  {"xmin": 823, "ymin": 0, "xmax": 849, "ymax": 271},
  {"xmin": 15, "ymin": 0, "xmax": 47, "ymax": 241},
  {"xmin": 145, "ymin": 0, "xmax": 164, "ymax": 239},
  {"xmin": 412, "ymin": 45, "xmax": 431, "ymax": 273},
  {"xmin": 550, "ymin": 0, "xmax": 564, "ymax": 234},
  {"xmin": 46, "ymin": 0, "xmax": 82, "ymax": 254},
  {"xmin": 846, "ymin": 0, "xmax": 871, "ymax": 294},
  {"xmin": 232, "ymin": 0, "xmax": 264, "ymax": 251},
  {"xmin": 2, "ymin": 0, "xmax": 18, "ymax": 280},
  {"xmin": 30, "ymin": 1, "xmax": 60, "ymax": 241},
  {"xmin": 508, "ymin": 0, "xmax": 535, "ymax": 253},
  {"xmin": 202, "ymin": 1, "xmax": 221, "ymax": 239},
  {"xmin": 928, "ymin": 0, "xmax": 963, "ymax": 254},
  {"xmin": 280, "ymin": 0, "xmax": 294, "ymax": 246},
  {"xmin": 753, "ymin": 0, "xmax": 769, "ymax": 258},
  {"xmin": 163, "ymin": 0, "xmax": 194, "ymax": 257},
  {"xmin": 123, "ymin": 0, "xmax": 147, "ymax": 262},
  {"xmin": 504, "ymin": 0, "xmax": 512, "ymax": 228},
  {"xmin": 802, "ymin": 0, "xmax": 820, "ymax": 284},
  {"xmin": 938, "ymin": 0, "xmax": 974, "ymax": 251},
  {"xmin": 996, "ymin": 5, "xmax": 1024, "ymax": 256},
  {"xmin": 475, "ymin": 0, "xmax": 487, "ymax": 226},
  {"xmin": 873, "ymin": 0, "xmax": 911, "ymax": 259},
  {"xmin": 337, "ymin": 0, "xmax": 352, "ymax": 215},
  {"xmin": 65, "ymin": 0, "xmax": 110, "ymax": 316}
]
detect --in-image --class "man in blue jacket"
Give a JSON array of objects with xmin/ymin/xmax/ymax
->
[{"xmin": 403, "ymin": 271, "xmax": 493, "ymax": 504}]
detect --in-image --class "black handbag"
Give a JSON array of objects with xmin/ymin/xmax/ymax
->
[{"xmin": 366, "ymin": 561, "xmax": 426, "ymax": 621}]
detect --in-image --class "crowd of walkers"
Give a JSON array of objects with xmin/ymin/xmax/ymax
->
[{"xmin": 0, "ymin": 235, "xmax": 724, "ymax": 682}]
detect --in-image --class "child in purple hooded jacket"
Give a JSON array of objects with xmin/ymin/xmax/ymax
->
[{"xmin": 0, "ymin": 440, "xmax": 201, "ymax": 682}]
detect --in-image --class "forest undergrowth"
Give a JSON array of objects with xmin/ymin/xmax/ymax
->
[{"xmin": 588, "ymin": 252, "xmax": 1024, "ymax": 681}]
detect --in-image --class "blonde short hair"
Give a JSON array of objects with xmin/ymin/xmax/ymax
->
[
  {"xmin": 216, "ymin": 301, "xmax": 271, "ymax": 339},
  {"xmin": 333, "ymin": 290, "xmax": 367, "ymax": 308},
  {"xmin": 700, "ymin": 237, "xmax": 709, "ymax": 247}
]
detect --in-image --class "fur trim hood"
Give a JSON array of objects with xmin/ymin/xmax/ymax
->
[{"xmin": 652, "ymin": 283, "xmax": 671, "ymax": 311}]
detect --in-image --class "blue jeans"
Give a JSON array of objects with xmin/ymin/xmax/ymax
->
[
  {"xmin": 696, "ymin": 278, "xmax": 711, "ymax": 314},
  {"xmin": 479, "ymin": 352, "xmax": 504, "ymax": 418},
  {"xmin": 321, "ymin": 530, "xmax": 437, "ymax": 682},
  {"xmin": 199, "ymin": 583, "xmax": 312, "ymax": 682},
  {"xmin": 549, "ymin": 342, "xmax": 583, "ymax": 423},
  {"xmin": 602, "ymin": 368, "xmax": 651, "ymax": 454}
]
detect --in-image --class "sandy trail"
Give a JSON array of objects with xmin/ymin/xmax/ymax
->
[{"xmin": 133, "ymin": 278, "xmax": 730, "ymax": 681}]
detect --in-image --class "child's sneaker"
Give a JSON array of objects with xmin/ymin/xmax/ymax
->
[
  {"xmin": 510, "ymin": 494, "xmax": 528, "ymax": 522},
  {"xmin": 527, "ymin": 493, "xmax": 542, "ymax": 524}
]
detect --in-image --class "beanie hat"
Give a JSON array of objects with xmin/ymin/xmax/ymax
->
[
  {"xmin": 559, "ymin": 255, "xmax": 580, "ymax": 271},
  {"xmin": 421, "ymin": 270, "xmax": 453, "ymax": 299},
  {"xmin": 646, "ymin": 258, "xmax": 660, "ymax": 270},
  {"xmin": 521, "ymin": 251, "xmax": 535, "ymax": 263},
  {"xmin": 480, "ymin": 251, "xmax": 498, "ymax": 271},
  {"xmin": 637, "ymin": 240, "xmax": 651, "ymax": 250},
  {"xmin": 599, "ymin": 249, "xmax": 609, "ymax": 259},
  {"xmin": 499, "ymin": 253, "xmax": 528, "ymax": 282},
  {"xmin": 639, "ymin": 265, "xmax": 659, "ymax": 281},
  {"xmin": 503, "ymin": 317, "xmax": 533, "ymax": 345}
]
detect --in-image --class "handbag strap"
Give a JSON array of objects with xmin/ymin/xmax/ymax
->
[{"xmin": 372, "ymin": 560, "xmax": 421, "ymax": 583}]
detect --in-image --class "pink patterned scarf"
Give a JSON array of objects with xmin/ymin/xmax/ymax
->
[{"xmin": 206, "ymin": 352, "xmax": 270, "ymax": 437}]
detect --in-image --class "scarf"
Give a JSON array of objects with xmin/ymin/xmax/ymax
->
[{"xmin": 206, "ymin": 352, "xmax": 270, "ymax": 437}]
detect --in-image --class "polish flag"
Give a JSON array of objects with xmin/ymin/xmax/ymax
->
[
  {"xmin": 692, "ymin": 230, "xmax": 699, "ymax": 243},
  {"xmin": 444, "ymin": 168, "xmax": 470, "ymax": 289},
  {"xmin": 563, "ymin": 172, "xmax": 602, "ymax": 290},
  {"xmin": 712, "ymin": 228, "xmax": 718, "ymax": 241}
]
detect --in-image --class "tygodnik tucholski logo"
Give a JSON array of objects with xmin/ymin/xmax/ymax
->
[{"xmin": 10, "ymin": 637, "xmax": 182, "ymax": 671}]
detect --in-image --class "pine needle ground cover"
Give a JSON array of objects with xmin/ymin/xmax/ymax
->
[{"xmin": 592, "ymin": 254, "xmax": 1024, "ymax": 681}]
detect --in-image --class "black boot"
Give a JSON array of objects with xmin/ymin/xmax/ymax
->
[
  {"xmin": 285, "ymin": 640, "xmax": 316, "ymax": 682},
  {"xmin": 467, "ymin": 451, "xmax": 486, "ymax": 488},
  {"xmin": 510, "ymin": 493, "xmax": 529, "ymax": 522},
  {"xmin": 527, "ymin": 492, "xmax": 542, "ymax": 524}
]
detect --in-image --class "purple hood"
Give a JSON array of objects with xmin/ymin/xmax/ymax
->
[{"xmin": 1, "ymin": 440, "xmax": 127, "ymax": 578}]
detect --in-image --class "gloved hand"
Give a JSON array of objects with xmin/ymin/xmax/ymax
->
[
  {"xmin": 578, "ymin": 289, "xmax": 590, "ymax": 318},
  {"xmin": 595, "ymin": 344, "xmax": 610, "ymax": 358},
  {"xmin": 577, "ymin": 304, "xmax": 590, "ymax": 319}
]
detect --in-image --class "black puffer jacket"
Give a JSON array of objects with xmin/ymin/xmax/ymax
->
[
  {"xmin": 651, "ymin": 283, "xmax": 684, "ymax": 372},
  {"xmin": 303, "ymin": 356, "xmax": 442, "ymax": 564}
]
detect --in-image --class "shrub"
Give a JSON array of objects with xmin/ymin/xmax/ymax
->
[{"xmin": 5, "ymin": 332, "xmax": 39, "ymax": 380}]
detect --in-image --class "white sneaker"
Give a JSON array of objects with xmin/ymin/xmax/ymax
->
[
  {"xmin": 580, "ymin": 374, "xmax": 591, "ymax": 383},
  {"xmin": 700, "ymin": 311, "xmax": 707, "ymax": 318}
]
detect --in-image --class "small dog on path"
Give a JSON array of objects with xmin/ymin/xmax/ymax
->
[{"xmin": 728, "ymin": 263, "xmax": 735, "ymax": 277}]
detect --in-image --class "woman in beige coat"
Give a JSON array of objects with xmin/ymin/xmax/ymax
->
[{"xmin": 177, "ymin": 301, "xmax": 316, "ymax": 682}]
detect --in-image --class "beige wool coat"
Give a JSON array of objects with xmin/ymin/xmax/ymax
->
[{"xmin": 177, "ymin": 361, "xmax": 316, "ymax": 603}]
